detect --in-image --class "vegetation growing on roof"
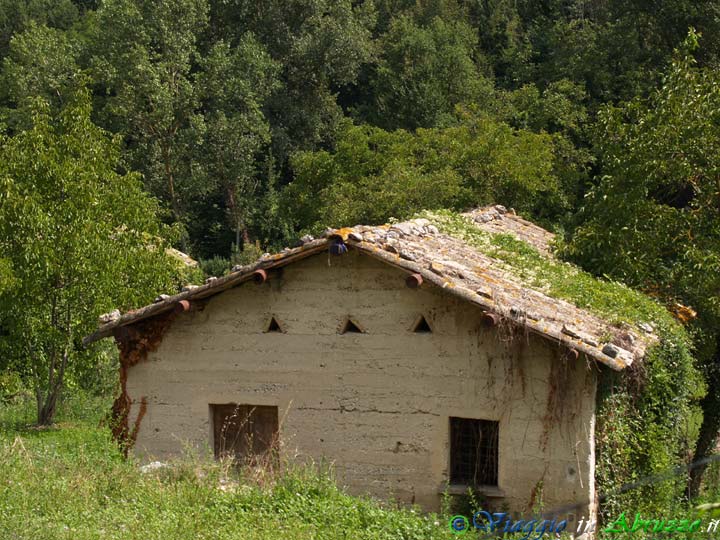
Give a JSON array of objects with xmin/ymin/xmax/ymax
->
[
  {"xmin": 421, "ymin": 209, "xmax": 678, "ymax": 332},
  {"xmin": 421, "ymin": 209, "xmax": 704, "ymax": 520}
]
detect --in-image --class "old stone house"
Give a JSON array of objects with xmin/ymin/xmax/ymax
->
[{"xmin": 85, "ymin": 206, "xmax": 649, "ymax": 518}]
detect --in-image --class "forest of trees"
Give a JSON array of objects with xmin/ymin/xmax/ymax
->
[
  {"xmin": 0, "ymin": 0, "xmax": 719, "ymax": 514},
  {"xmin": 3, "ymin": 0, "xmax": 720, "ymax": 257}
]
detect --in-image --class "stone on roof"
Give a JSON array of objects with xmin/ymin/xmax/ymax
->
[
  {"xmin": 463, "ymin": 205, "xmax": 555, "ymax": 255},
  {"xmin": 84, "ymin": 207, "xmax": 651, "ymax": 370}
]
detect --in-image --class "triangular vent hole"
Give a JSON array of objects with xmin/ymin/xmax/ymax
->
[
  {"xmin": 266, "ymin": 317, "xmax": 282, "ymax": 333},
  {"xmin": 340, "ymin": 318, "xmax": 363, "ymax": 334},
  {"xmin": 412, "ymin": 315, "xmax": 432, "ymax": 333}
]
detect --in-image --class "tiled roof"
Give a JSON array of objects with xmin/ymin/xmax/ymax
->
[{"xmin": 84, "ymin": 206, "xmax": 652, "ymax": 370}]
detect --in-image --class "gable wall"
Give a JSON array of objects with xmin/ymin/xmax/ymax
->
[{"xmin": 125, "ymin": 250, "xmax": 597, "ymax": 517}]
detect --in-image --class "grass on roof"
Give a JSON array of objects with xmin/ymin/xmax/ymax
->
[{"xmin": 419, "ymin": 209, "xmax": 682, "ymax": 336}]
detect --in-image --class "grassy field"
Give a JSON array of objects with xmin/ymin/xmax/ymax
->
[
  {"xmin": 2, "ymin": 394, "xmax": 718, "ymax": 540},
  {"xmin": 0, "ymin": 395, "xmax": 457, "ymax": 540}
]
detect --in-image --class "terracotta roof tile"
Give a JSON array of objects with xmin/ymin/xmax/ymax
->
[{"xmin": 85, "ymin": 207, "xmax": 652, "ymax": 370}]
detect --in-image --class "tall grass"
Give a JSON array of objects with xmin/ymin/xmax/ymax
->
[
  {"xmin": 0, "ymin": 398, "xmax": 453, "ymax": 540},
  {"xmin": 2, "ymin": 394, "xmax": 717, "ymax": 539}
]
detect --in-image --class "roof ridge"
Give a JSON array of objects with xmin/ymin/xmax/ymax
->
[{"xmin": 460, "ymin": 205, "xmax": 556, "ymax": 254}]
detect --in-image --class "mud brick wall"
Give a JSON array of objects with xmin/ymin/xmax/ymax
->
[{"xmin": 125, "ymin": 250, "xmax": 597, "ymax": 515}]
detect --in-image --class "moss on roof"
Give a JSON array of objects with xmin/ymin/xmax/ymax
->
[{"xmin": 419, "ymin": 209, "xmax": 681, "ymax": 336}]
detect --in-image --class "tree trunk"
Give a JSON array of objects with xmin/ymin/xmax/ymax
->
[
  {"xmin": 36, "ymin": 349, "xmax": 69, "ymax": 426},
  {"xmin": 688, "ymin": 348, "xmax": 720, "ymax": 499},
  {"xmin": 162, "ymin": 141, "xmax": 186, "ymax": 251},
  {"xmin": 37, "ymin": 387, "xmax": 60, "ymax": 426}
]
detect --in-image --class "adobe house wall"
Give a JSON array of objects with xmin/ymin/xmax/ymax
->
[{"xmin": 125, "ymin": 250, "xmax": 597, "ymax": 516}]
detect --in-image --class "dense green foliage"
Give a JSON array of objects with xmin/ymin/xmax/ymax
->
[
  {"xmin": 566, "ymin": 33, "xmax": 720, "ymax": 315},
  {"xmin": 89, "ymin": 0, "xmax": 281, "ymax": 256},
  {"xmin": 1, "ymin": 0, "xmax": 719, "ymax": 522},
  {"xmin": 363, "ymin": 14, "xmax": 492, "ymax": 130},
  {"xmin": 285, "ymin": 114, "xmax": 558, "ymax": 235},
  {"xmin": 0, "ymin": 89, "xmax": 182, "ymax": 424},
  {"xmin": 5, "ymin": 0, "xmax": 718, "ymax": 256},
  {"xmin": 595, "ymin": 335, "xmax": 701, "ymax": 519},
  {"xmin": 564, "ymin": 31, "xmax": 720, "ymax": 499}
]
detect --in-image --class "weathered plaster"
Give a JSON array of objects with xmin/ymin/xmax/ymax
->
[{"xmin": 125, "ymin": 249, "xmax": 597, "ymax": 517}]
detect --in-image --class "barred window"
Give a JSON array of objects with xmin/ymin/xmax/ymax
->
[{"xmin": 449, "ymin": 417, "xmax": 499, "ymax": 486}]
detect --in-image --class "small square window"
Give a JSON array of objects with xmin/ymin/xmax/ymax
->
[{"xmin": 449, "ymin": 417, "xmax": 499, "ymax": 486}]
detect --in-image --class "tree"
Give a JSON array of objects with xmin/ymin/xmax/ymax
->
[
  {"xmin": 0, "ymin": 88, "xmax": 180, "ymax": 425},
  {"xmin": 283, "ymin": 110, "xmax": 560, "ymax": 233},
  {"xmin": 0, "ymin": 0, "xmax": 78, "ymax": 60},
  {"xmin": 365, "ymin": 14, "xmax": 493, "ymax": 130},
  {"xmin": 207, "ymin": 0, "xmax": 376, "ymax": 161},
  {"xmin": 188, "ymin": 37, "xmax": 280, "ymax": 257},
  {"xmin": 564, "ymin": 31, "xmax": 720, "ymax": 497},
  {"xmin": 90, "ymin": 0, "xmax": 279, "ymax": 257},
  {"xmin": 0, "ymin": 22, "xmax": 82, "ymax": 130},
  {"xmin": 460, "ymin": 0, "xmax": 720, "ymax": 105},
  {"xmin": 90, "ymin": 0, "xmax": 210, "ymax": 239},
  {"xmin": 499, "ymin": 79, "xmax": 593, "ymax": 221}
]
